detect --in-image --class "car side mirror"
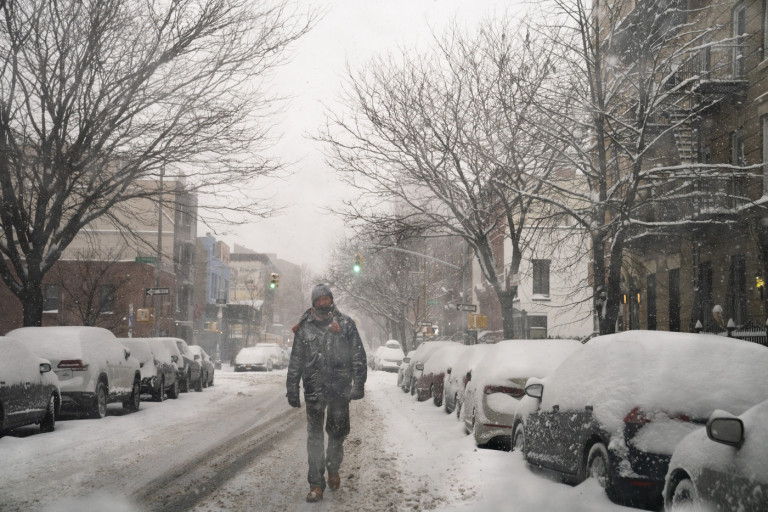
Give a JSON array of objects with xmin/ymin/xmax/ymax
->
[
  {"xmin": 446, "ymin": 367, "xmax": 452, "ymax": 375},
  {"xmin": 171, "ymin": 354, "xmax": 179, "ymax": 363},
  {"xmin": 194, "ymin": 354, "xmax": 200, "ymax": 360},
  {"xmin": 124, "ymin": 348, "xmax": 131, "ymax": 360},
  {"xmin": 39, "ymin": 362, "xmax": 52, "ymax": 374},
  {"xmin": 525, "ymin": 383, "xmax": 544, "ymax": 400},
  {"xmin": 403, "ymin": 357, "xmax": 410, "ymax": 364},
  {"xmin": 707, "ymin": 416, "xmax": 744, "ymax": 447},
  {"xmin": 415, "ymin": 363, "xmax": 424, "ymax": 371}
]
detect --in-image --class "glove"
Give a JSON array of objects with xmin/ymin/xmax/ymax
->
[
  {"xmin": 287, "ymin": 393, "xmax": 301, "ymax": 408},
  {"xmin": 349, "ymin": 387, "xmax": 364, "ymax": 400}
]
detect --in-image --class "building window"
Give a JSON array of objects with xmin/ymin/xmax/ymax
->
[
  {"xmin": 733, "ymin": 3, "xmax": 746, "ymax": 77},
  {"xmin": 99, "ymin": 285, "xmax": 115, "ymax": 313},
  {"xmin": 762, "ymin": 116, "xmax": 768, "ymax": 194},
  {"xmin": 669, "ymin": 269, "xmax": 681, "ymax": 332},
  {"xmin": 528, "ymin": 315, "xmax": 548, "ymax": 339},
  {"xmin": 647, "ymin": 274, "xmax": 657, "ymax": 330},
  {"xmin": 764, "ymin": 0, "xmax": 768, "ymax": 60},
  {"xmin": 43, "ymin": 284, "xmax": 59, "ymax": 312},
  {"xmin": 532, "ymin": 259, "xmax": 550, "ymax": 297},
  {"xmin": 731, "ymin": 128, "xmax": 745, "ymax": 166},
  {"xmin": 727, "ymin": 255, "xmax": 747, "ymax": 326}
]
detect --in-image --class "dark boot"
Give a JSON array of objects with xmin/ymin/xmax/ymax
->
[
  {"xmin": 328, "ymin": 472, "xmax": 340, "ymax": 491},
  {"xmin": 306, "ymin": 486, "xmax": 323, "ymax": 503}
]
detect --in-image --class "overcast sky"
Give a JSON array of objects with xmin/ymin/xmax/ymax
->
[{"xmin": 225, "ymin": 0, "xmax": 515, "ymax": 273}]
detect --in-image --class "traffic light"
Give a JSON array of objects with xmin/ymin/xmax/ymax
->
[
  {"xmin": 353, "ymin": 253, "xmax": 363, "ymax": 273},
  {"xmin": 270, "ymin": 272, "xmax": 279, "ymax": 289}
]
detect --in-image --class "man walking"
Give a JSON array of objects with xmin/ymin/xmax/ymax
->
[{"xmin": 286, "ymin": 283, "xmax": 367, "ymax": 503}]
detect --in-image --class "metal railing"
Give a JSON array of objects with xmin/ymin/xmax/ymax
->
[{"xmin": 675, "ymin": 42, "xmax": 745, "ymax": 84}]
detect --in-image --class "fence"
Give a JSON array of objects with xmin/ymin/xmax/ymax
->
[{"xmin": 696, "ymin": 319, "xmax": 768, "ymax": 347}]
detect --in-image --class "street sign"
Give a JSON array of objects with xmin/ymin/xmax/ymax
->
[
  {"xmin": 427, "ymin": 299, "xmax": 441, "ymax": 306},
  {"xmin": 456, "ymin": 303, "xmax": 477, "ymax": 312},
  {"xmin": 135, "ymin": 256, "xmax": 157, "ymax": 264},
  {"xmin": 145, "ymin": 287, "xmax": 170, "ymax": 296}
]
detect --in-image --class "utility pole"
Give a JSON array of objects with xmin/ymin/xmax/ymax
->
[{"xmin": 153, "ymin": 166, "xmax": 165, "ymax": 337}]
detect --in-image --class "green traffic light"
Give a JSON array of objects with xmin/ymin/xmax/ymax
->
[
  {"xmin": 270, "ymin": 282, "xmax": 276, "ymax": 289},
  {"xmin": 353, "ymin": 264, "xmax": 361, "ymax": 273}
]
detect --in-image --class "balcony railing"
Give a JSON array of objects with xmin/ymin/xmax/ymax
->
[{"xmin": 674, "ymin": 43, "xmax": 749, "ymax": 98}]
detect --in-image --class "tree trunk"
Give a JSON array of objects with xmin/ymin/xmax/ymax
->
[
  {"xmin": 20, "ymin": 281, "xmax": 45, "ymax": 327},
  {"xmin": 498, "ymin": 288, "xmax": 518, "ymax": 339}
]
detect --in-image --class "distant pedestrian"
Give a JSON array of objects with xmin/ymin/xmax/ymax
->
[{"xmin": 286, "ymin": 283, "xmax": 367, "ymax": 503}]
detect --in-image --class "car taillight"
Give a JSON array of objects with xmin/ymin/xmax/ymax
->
[
  {"xmin": 623, "ymin": 407, "xmax": 652, "ymax": 424},
  {"xmin": 484, "ymin": 385, "xmax": 525, "ymax": 399},
  {"xmin": 58, "ymin": 359, "xmax": 89, "ymax": 371}
]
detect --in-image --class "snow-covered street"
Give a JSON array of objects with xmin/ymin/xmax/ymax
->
[{"xmin": 1, "ymin": 367, "xmax": 635, "ymax": 512}]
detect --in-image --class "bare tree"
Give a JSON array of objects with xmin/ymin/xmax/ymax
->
[
  {"xmin": 319, "ymin": 17, "xmax": 562, "ymax": 338},
  {"xmin": 51, "ymin": 246, "xmax": 130, "ymax": 329},
  {"xmin": 0, "ymin": 0, "xmax": 314, "ymax": 325},
  {"xmin": 528, "ymin": 0, "xmax": 753, "ymax": 333}
]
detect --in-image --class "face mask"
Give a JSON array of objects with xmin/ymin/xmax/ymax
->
[{"xmin": 313, "ymin": 305, "xmax": 333, "ymax": 318}]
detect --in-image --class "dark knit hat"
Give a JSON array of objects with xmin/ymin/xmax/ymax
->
[{"xmin": 311, "ymin": 283, "xmax": 333, "ymax": 305}]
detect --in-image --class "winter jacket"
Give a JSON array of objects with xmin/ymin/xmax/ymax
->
[{"xmin": 286, "ymin": 307, "xmax": 367, "ymax": 403}]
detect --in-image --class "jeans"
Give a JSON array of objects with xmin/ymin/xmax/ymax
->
[{"xmin": 305, "ymin": 399, "xmax": 350, "ymax": 489}]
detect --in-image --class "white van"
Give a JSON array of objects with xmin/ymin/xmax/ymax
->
[{"xmin": 6, "ymin": 326, "xmax": 141, "ymax": 418}]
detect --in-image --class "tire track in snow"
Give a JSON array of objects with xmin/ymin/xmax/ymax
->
[{"xmin": 134, "ymin": 406, "xmax": 303, "ymax": 512}]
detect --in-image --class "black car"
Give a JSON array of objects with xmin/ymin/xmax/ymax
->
[
  {"xmin": 0, "ymin": 337, "xmax": 61, "ymax": 435},
  {"xmin": 518, "ymin": 331, "xmax": 768, "ymax": 510}
]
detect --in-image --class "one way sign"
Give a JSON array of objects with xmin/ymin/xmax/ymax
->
[{"xmin": 145, "ymin": 287, "xmax": 170, "ymax": 296}]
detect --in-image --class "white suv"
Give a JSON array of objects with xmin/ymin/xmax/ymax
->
[{"xmin": 6, "ymin": 326, "xmax": 142, "ymax": 418}]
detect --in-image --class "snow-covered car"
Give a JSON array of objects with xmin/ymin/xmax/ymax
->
[
  {"xmin": 253, "ymin": 343, "xmax": 285, "ymax": 369},
  {"xmin": 189, "ymin": 345, "xmax": 215, "ymax": 387},
  {"xmin": 234, "ymin": 346, "xmax": 274, "ymax": 372},
  {"xmin": 414, "ymin": 343, "xmax": 468, "ymax": 405},
  {"xmin": 0, "ymin": 336, "xmax": 60, "ymax": 435},
  {"xmin": 443, "ymin": 343, "xmax": 494, "ymax": 416},
  {"xmin": 6, "ymin": 326, "xmax": 141, "ymax": 418},
  {"xmin": 520, "ymin": 331, "xmax": 768, "ymax": 510},
  {"xmin": 118, "ymin": 338, "xmax": 179, "ymax": 401},
  {"xmin": 154, "ymin": 338, "xmax": 202, "ymax": 392},
  {"xmin": 373, "ymin": 340, "xmax": 405, "ymax": 372},
  {"xmin": 460, "ymin": 339, "xmax": 581, "ymax": 447},
  {"xmin": 399, "ymin": 341, "xmax": 457, "ymax": 394},
  {"xmin": 148, "ymin": 338, "xmax": 188, "ymax": 393},
  {"xmin": 664, "ymin": 399, "xmax": 768, "ymax": 511}
]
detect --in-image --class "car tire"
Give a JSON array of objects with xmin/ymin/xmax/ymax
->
[
  {"xmin": 154, "ymin": 376, "xmax": 165, "ymax": 402},
  {"xmin": 586, "ymin": 442, "xmax": 616, "ymax": 500},
  {"xmin": 124, "ymin": 377, "xmax": 141, "ymax": 412},
  {"xmin": 40, "ymin": 394, "xmax": 56, "ymax": 433},
  {"xmin": 669, "ymin": 475, "xmax": 697, "ymax": 507},
  {"xmin": 433, "ymin": 386, "xmax": 443, "ymax": 407},
  {"xmin": 168, "ymin": 377, "xmax": 180, "ymax": 399},
  {"xmin": 88, "ymin": 381, "xmax": 108, "ymax": 419},
  {"xmin": 512, "ymin": 423, "xmax": 525, "ymax": 452},
  {"xmin": 180, "ymin": 372, "xmax": 190, "ymax": 393},
  {"xmin": 456, "ymin": 399, "xmax": 462, "ymax": 420}
]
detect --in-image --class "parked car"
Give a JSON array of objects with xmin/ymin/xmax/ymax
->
[
  {"xmin": 188, "ymin": 345, "xmax": 215, "ymax": 387},
  {"xmin": 460, "ymin": 339, "xmax": 581, "ymax": 448},
  {"xmin": 664, "ymin": 399, "xmax": 768, "ymax": 511},
  {"xmin": 0, "ymin": 336, "xmax": 60, "ymax": 435},
  {"xmin": 149, "ymin": 338, "xmax": 189, "ymax": 394},
  {"xmin": 118, "ymin": 338, "xmax": 179, "ymax": 401},
  {"xmin": 373, "ymin": 340, "xmax": 405, "ymax": 372},
  {"xmin": 6, "ymin": 326, "xmax": 142, "ymax": 418},
  {"xmin": 443, "ymin": 343, "xmax": 494, "ymax": 416},
  {"xmin": 156, "ymin": 337, "xmax": 202, "ymax": 392},
  {"xmin": 254, "ymin": 343, "xmax": 285, "ymax": 369},
  {"xmin": 519, "ymin": 331, "xmax": 768, "ymax": 510},
  {"xmin": 414, "ymin": 343, "xmax": 467, "ymax": 405},
  {"xmin": 234, "ymin": 346, "xmax": 275, "ymax": 372},
  {"xmin": 399, "ymin": 341, "xmax": 457, "ymax": 394},
  {"xmin": 396, "ymin": 356, "xmax": 411, "ymax": 389}
]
